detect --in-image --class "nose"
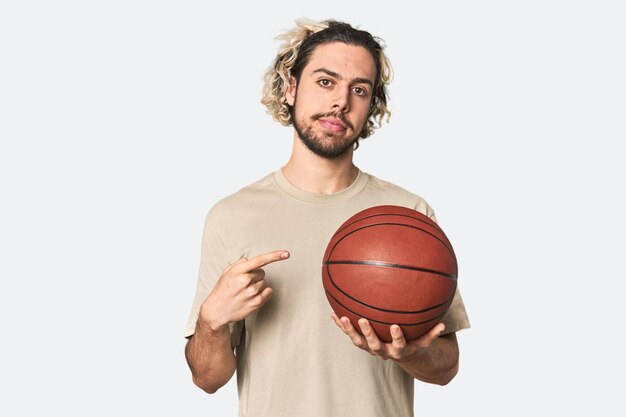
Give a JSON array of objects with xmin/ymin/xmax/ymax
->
[{"xmin": 331, "ymin": 86, "xmax": 350, "ymax": 113}]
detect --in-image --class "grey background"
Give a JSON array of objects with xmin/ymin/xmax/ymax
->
[{"xmin": 1, "ymin": 0, "xmax": 624, "ymax": 415}]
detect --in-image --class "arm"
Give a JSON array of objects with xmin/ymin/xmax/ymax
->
[
  {"xmin": 185, "ymin": 250, "xmax": 290, "ymax": 393},
  {"xmin": 394, "ymin": 332, "xmax": 459, "ymax": 385},
  {"xmin": 332, "ymin": 315, "xmax": 460, "ymax": 385},
  {"xmin": 185, "ymin": 320, "xmax": 237, "ymax": 394}
]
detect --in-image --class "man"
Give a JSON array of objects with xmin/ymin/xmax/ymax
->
[{"xmin": 184, "ymin": 19, "xmax": 470, "ymax": 416}]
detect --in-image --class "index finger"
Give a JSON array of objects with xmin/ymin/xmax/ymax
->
[{"xmin": 240, "ymin": 250, "xmax": 290, "ymax": 272}]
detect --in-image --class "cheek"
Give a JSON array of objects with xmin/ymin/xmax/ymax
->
[
  {"xmin": 355, "ymin": 105, "xmax": 371, "ymax": 127},
  {"xmin": 355, "ymin": 98, "xmax": 371, "ymax": 115},
  {"xmin": 293, "ymin": 104, "xmax": 309, "ymax": 122}
]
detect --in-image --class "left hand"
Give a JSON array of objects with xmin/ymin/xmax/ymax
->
[{"xmin": 331, "ymin": 313, "xmax": 445, "ymax": 362}]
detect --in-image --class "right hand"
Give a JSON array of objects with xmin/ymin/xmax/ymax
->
[{"xmin": 199, "ymin": 250, "xmax": 290, "ymax": 331}]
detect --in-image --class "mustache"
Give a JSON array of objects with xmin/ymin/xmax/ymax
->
[{"xmin": 312, "ymin": 112, "xmax": 353, "ymax": 130}]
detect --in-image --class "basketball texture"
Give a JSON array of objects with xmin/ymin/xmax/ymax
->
[{"xmin": 322, "ymin": 205, "xmax": 458, "ymax": 342}]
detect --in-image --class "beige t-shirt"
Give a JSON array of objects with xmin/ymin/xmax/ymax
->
[{"xmin": 185, "ymin": 169, "xmax": 470, "ymax": 417}]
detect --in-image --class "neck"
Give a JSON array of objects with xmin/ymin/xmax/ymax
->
[{"xmin": 282, "ymin": 135, "xmax": 359, "ymax": 195}]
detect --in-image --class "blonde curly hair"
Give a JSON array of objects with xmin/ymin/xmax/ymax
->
[{"xmin": 261, "ymin": 18, "xmax": 393, "ymax": 144}]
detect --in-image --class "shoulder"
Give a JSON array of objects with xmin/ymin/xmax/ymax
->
[
  {"xmin": 205, "ymin": 172, "xmax": 278, "ymax": 223},
  {"xmin": 364, "ymin": 172, "xmax": 437, "ymax": 221}
]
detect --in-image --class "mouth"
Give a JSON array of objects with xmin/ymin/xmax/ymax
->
[{"xmin": 318, "ymin": 118, "xmax": 348, "ymax": 133}]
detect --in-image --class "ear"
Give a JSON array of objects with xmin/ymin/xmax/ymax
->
[{"xmin": 285, "ymin": 76, "xmax": 297, "ymax": 106}]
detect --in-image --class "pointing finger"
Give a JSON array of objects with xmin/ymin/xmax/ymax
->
[{"xmin": 240, "ymin": 250, "xmax": 290, "ymax": 272}]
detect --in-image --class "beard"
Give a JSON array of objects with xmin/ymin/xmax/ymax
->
[{"xmin": 292, "ymin": 107, "xmax": 359, "ymax": 160}]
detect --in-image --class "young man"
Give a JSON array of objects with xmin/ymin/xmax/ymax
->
[{"xmin": 184, "ymin": 19, "xmax": 470, "ymax": 417}]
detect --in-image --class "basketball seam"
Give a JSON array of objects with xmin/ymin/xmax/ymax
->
[
  {"xmin": 329, "ymin": 222, "xmax": 456, "ymax": 260},
  {"xmin": 333, "ymin": 211, "xmax": 453, "ymax": 254},
  {"xmin": 325, "ymin": 289, "xmax": 448, "ymax": 326},
  {"xmin": 324, "ymin": 260, "xmax": 457, "ymax": 280},
  {"xmin": 325, "ymin": 261, "xmax": 457, "ymax": 314},
  {"xmin": 334, "ymin": 211, "xmax": 436, "ymax": 236}
]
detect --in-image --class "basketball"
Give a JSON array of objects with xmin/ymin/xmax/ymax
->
[{"xmin": 322, "ymin": 205, "xmax": 458, "ymax": 342}]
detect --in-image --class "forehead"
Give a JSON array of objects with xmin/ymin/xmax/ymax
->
[{"xmin": 303, "ymin": 41, "xmax": 376, "ymax": 81}]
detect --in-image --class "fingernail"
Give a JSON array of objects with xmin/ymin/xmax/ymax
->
[{"xmin": 281, "ymin": 251, "xmax": 290, "ymax": 259}]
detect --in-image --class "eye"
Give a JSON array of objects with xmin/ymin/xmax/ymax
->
[
  {"xmin": 318, "ymin": 79, "xmax": 333, "ymax": 87},
  {"xmin": 353, "ymin": 86, "xmax": 368, "ymax": 96}
]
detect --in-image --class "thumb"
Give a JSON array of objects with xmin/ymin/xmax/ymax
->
[{"xmin": 223, "ymin": 256, "xmax": 248, "ymax": 274}]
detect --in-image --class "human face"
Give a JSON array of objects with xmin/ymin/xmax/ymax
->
[{"xmin": 286, "ymin": 42, "xmax": 376, "ymax": 159}]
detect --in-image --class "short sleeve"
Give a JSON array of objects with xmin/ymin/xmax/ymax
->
[
  {"xmin": 183, "ymin": 211, "xmax": 244, "ymax": 348},
  {"xmin": 440, "ymin": 287, "xmax": 471, "ymax": 334}
]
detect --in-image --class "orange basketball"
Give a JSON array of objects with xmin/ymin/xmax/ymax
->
[{"xmin": 322, "ymin": 205, "xmax": 458, "ymax": 342}]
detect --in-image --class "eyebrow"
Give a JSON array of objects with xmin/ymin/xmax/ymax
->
[{"xmin": 312, "ymin": 68, "xmax": 373, "ymax": 87}]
